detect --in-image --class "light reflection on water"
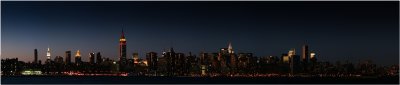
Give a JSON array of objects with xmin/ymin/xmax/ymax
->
[{"xmin": 1, "ymin": 76, "xmax": 398, "ymax": 84}]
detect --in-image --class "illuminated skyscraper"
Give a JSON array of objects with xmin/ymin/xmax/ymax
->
[
  {"xmin": 281, "ymin": 54, "xmax": 290, "ymax": 63},
  {"xmin": 228, "ymin": 42, "xmax": 234, "ymax": 54},
  {"xmin": 89, "ymin": 53, "xmax": 95, "ymax": 64},
  {"xmin": 227, "ymin": 42, "xmax": 237, "ymax": 72},
  {"xmin": 216, "ymin": 42, "xmax": 237, "ymax": 73},
  {"xmin": 75, "ymin": 50, "xmax": 82, "ymax": 65},
  {"xmin": 287, "ymin": 48, "xmax": 301, "ymax": 74},
  {"xmin": 46, "ymin": 47, "xmax": 51, "ymax": 60},
  {"xmin": 302, "ymin": 45, "xmax": 309, "ymax": 63},
  {"xmin": 119, "ymin": 29, "xmax": 127, "ymax": 65},
  {"xmin": 310, "ymin": 51, "xmax": 317, "ymax": 63},
  {"xmin": 310, "ymin": 52, "xmax": 315, "ymax": 59},
  {"xmin": 65, "ymin": 51, "xmax": 72, "ymax": 64},
  {"xmin": 220, "ymin": 48, "xmax": 228, "ymax": 55},
  {"xmin": 288, "ymin": 48, "xmax": 295, "ymax": 56},
  {"xmin": 34, "ymin": 49, "xmax": 38, "ymax": 63}
]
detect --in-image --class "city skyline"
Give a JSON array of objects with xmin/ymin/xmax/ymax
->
[
  {"xmin": 0, "ymin": 29, "xmax": 394, "ymax": 66},
  {"xmin": 2, "ymin": 1, "xmax": 398, "ymax": 66}
]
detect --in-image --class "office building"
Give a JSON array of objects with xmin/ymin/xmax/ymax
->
[
  {"xmin": 146, "ymin": 52, "xmax": 158, "ymax": 73},
  {"xmin": 75, "ymin": 50, "xmax": 82, "ymax": 65},
  {"xmin": 89, "ymin": 53, "xmax": 95, "ymax": 64},
  {"xmin": 54, "ymin": 56, "xmax": 63, "ymax": 64},
  {"xmin": 65, "ymin": 51, "xmax": 71, "ymax": 64},
  {"xmin": 96, "ymin": 52, "xmax": 102, "ymax": 64},
  {"xmin": 302, "ymin": 45, "xmax": 309, "ymax": 63},
  {"xmin": 34, "ymin": 49, "xmax": 38, "ymax": 63}
]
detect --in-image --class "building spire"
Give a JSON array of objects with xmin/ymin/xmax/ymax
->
[
  {"xmin": 75, "ymin": 50, "xmax": 81, "ymax": 57},
  {"xmin": 119, "ymin": 27, "xmax": 127, "ymax": 65},
  {"xmin": 46, "ymin": 46, "xmax": 51, "ymax": 59},
  {"xmin": 121, "ymin": 28, "xmax": 125, "ymax": 39},
  {"xmin": 228, "ymin": 42, "xmax": 234, "ymax": 54}
]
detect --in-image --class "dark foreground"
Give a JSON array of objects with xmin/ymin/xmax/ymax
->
[{"xmin": 2, "ymin": 76, "xmax": 399, "ymax": 84}]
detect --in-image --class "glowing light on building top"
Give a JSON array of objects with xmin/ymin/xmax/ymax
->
[
  {"xmin": 288, "ymin": 48, "xmax": 295, "ymax": 57},
  {"xmin": 75, "ymin": 50, "xmax": 81, "ymax": 57},
  {"xmin": 228, "ymin": 42, "xmax": 234, "ymax": 54},
  {"xmin": 310, "ymin": 52, "xmax": 316, "ymax": 58},
  {"xmin": 46, "ymin": 47, "xmax": 51, "ymax": 59}
]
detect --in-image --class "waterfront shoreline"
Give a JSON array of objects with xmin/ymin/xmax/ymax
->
[{"xmin": 2, "ymin": 76, "xmax": 399, "ymax": 84}]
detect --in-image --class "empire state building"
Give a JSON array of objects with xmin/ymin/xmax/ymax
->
[{"xmin": 119, "ymin": 29, "xmax": 127, "ymax": 65}]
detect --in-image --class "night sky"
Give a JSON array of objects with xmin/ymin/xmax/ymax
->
[{"xmin": 1, "ymin": 1, "xmax": 398, "ymax": 66}]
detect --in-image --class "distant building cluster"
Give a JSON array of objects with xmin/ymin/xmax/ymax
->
[{"xmin": 1, "ymin": 30, "xmax": 398, "ymax": 77}]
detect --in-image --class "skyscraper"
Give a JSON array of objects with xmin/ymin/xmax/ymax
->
[
  {"xmin": 228, "ymin": 42, "xmax": 234, "ymax": 54},
  {"xmin": 287, "ymin": 48, "xmax": 301, "ymax": 74},
  {"xmin": 288, "ymin": 48, "xmax": 295, "ymax": 57},
  {"xmin": 65, "ymin": 51, "xmax": 71, "ymax": 64},
  {"xmin": 75, "ymin": 50, "xmax": 82, "ymax": 65},
  {"xmin": 220, "ymin": 48, "xmax": 229, "ymax": 55},
  {"xmin": 281, "ymin": 54, "xmax": 290, "ymax": 63},
  {"xmin": 96, "ymin": 52, "xmax": 102, "ymax": 64},
  {"xmin": 34, "ymin": 49, "xmax": 38, "ymax": 63},
  {"xmin": 119, "ymin": 29, "xmax": 127, "ymax": 65},
  {"xmin": 302, "ymin": 45, "xmax": 309, "ymax": 63},
  {"xmin": 163, "ymin": 47, "xmax": 176, "ymax": 76},
  {"xmin": 229, "ymin": 53, "xmax": 237, "ymax": 71},
  {"xmin": 146, "ymin": 52, "xmax": 158, "ymax": 73},
  {"xmin": 54, "ymin": 56, "xmax": 63, "ymax": 64},
  {"xmin": 310, "ymin": 51, "xmax": 317, "ymax": 63},
  {"xmin": 200, "ymin": 52, "xmax": 209, "ymax": 66},
  {"xmin": 89, "ymin": 53, "xmax": 95, "ymax": 64},
  {"xmin": 227, "ymin": 42, "xmax": 237, "ymax": 73},
  {"xmin": 46, "ymin": 47, "xmax": 51, "ymax": 60}
]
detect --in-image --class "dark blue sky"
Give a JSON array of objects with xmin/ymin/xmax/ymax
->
[{"xmin": 2, "ymin": 1, "xmax": 398, "ymax": 66}]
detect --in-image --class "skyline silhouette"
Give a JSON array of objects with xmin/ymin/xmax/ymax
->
[{"xmin": 1, "ymin": 1, "xmax": 398, "ymax": 65}]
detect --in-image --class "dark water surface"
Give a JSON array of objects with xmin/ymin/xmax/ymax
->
[{"xmin": 2, "ymin": 76, "xmax": 399, "ymax": 84}]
